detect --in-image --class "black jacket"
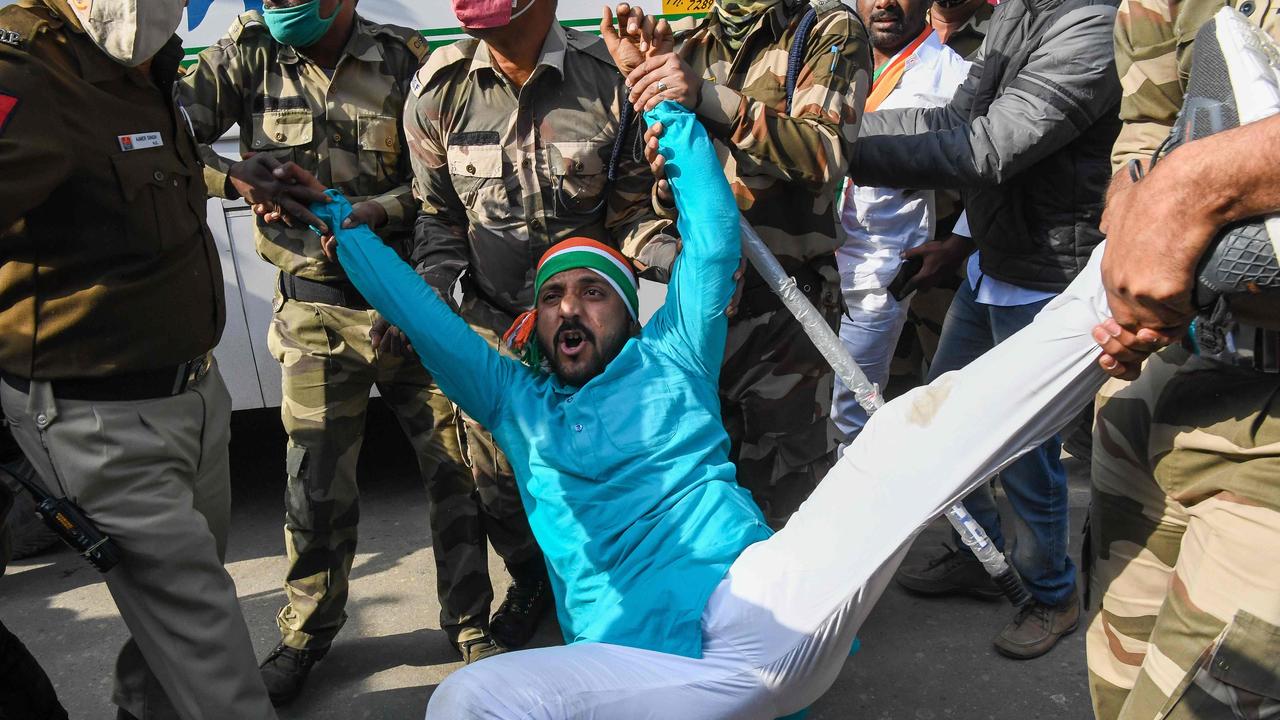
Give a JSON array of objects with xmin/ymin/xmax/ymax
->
[{"xmin": 850, "ymin": 0, "xmax": 1122, "ymax": 291}]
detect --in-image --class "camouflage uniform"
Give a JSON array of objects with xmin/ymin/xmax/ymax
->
[
  {"xmin": 1087, "ymin": 1, "xmax": 1280, "ymax": 716},
  {"xmin": 663, "ymin": 2, "xmax": 871, "ymax": 526},
  {"xmin": 405, "ymin": 21, "xmax": 674, "ymax": 629},
  {"xmin": 177, "ymin": 13, "xmax": 479, "ymax": 650},
  {"xmin": 885, "ymin": 2, "xmax": 992, "ymax": 397}
]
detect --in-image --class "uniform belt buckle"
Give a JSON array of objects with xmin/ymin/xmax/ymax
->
[{"xmin": 173, "ymin": 353, "xmax": 212, "ymax": 395}]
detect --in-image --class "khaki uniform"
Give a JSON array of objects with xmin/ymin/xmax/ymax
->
[
  {"xmin": 0, "ymin": 1, "xmax": 273, "ymax": 717},
  {"xmin": 1088, "ymin": 1, "xmax": 1280, "ymax": 716},
  {"xmin": 405, "ymin": 22, "xmax": 673, "ymax": 618},
  {"xmin": 886, "ymin": 2, "xmax": 992, "ymax": 397},
  {"xmin": 177, "ymin": 12, "xmax": 476, "ymax": 649},
  {"xmin": 662, "ymin": 4, "xmax": 871, "ymax": 526}
]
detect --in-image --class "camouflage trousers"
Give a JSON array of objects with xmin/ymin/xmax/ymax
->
[
  {"xmin": 446, "ymin": 296, "xmax": 547, "ymax": 642},
  {"xmin": 268, "ymin": 293, "xmax": 478, "ymax": 650},
  {"xmin": 1087, "ymin": 345, "xmax": 1280, "ymax": 719},
  {"xmin": 722, "ymin": 277, "xmax": 844, "ymax": 529}
]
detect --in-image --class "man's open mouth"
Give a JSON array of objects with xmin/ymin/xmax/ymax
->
[{"xmin": 559, "ymin": 329, "xmax": 589, "ymax": 358}]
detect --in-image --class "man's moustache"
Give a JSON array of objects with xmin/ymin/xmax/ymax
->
[
  {"xmin": 555, "ymin": 321, "xmax": 596, "ymax": 344},
  {"xmin": 870, "ymin": 11, "xmax": 904, "ymax": 23}
]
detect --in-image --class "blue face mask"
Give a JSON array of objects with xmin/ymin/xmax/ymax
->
[{"xmin": 263, "ymin": 0, "xmax": 343, "ymax": 48}]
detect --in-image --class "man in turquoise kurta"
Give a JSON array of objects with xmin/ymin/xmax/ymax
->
[
  {"xmin": 303, "ymin": 101, "xmax": 1112, "ymax": 719},
  {"xmin": 323, "ymin": 101, "xmax": 772, "ymax": 660}
]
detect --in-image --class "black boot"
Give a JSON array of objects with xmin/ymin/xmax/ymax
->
[
  {"xmin": 490, "ymin": 578, "xmax": 552, "ymax": 649},
  {"xmin": 259, "ymin": 642, "xmax": 327, "ymax": 707}
]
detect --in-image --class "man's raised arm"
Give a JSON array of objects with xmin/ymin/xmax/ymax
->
[{"xmin": 642, "ymin": 102, "xmax": 741, "ymax": 378}]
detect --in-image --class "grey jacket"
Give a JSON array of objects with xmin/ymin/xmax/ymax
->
[{"xmin": 850, "ymin": 0, "xmax": 1122, "ymax": 292}]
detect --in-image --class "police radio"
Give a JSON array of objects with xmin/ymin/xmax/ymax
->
[{"xmin": 0, "ymin": 464, "xmax": 121, "ymax": 573}]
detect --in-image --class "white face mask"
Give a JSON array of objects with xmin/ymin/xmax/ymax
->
[{"xmin": 67, "ymin": 0, "xmax": 186, "ymax": 67}]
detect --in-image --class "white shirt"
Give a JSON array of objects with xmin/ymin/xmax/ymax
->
[
  {"xmin": 953, "ymin": 212, "xmax": 1059, "ymax": 307},
  {"xmin": 838, "ymin": 33, "xmax": 970, "ymax": 298}
]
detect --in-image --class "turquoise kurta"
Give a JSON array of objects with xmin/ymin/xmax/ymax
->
[{"xmin": 326, "ymin": 102, "xmax": 771, "ymax": 659}]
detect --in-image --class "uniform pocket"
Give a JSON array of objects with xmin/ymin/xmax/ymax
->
[
  {"xmin": 358, "ymin": 115, "xmax": 399, "ymax": 154},
  {"xmin": 1162, "ymin": 611, "xmax": 1280, "ymax": 719},
  {"xmin": 1207, "ymin": 611, "xmax": 1280, "ymax": 702},
  {"xmin": 110, "ymin": 151, "xmax": 195, "ymax": 256},
  {"xmin": 446, "ymin": 143, "xmax": 505, "ymax": 208},
  {"xmin": 251, "ymin": 109, "xmax": 314, "ymax": 152},
  {"xmin": 547, "ymin": 140, "xmax": 607, "ymax": 217},
  {"xmin": 355, "ymin": 114, "xmax": 402, "ymax": 187}
]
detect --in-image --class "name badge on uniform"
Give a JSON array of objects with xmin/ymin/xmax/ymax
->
[{"xmin": 118, "ymin": 132, "xmax": 163, "ymax": 152}]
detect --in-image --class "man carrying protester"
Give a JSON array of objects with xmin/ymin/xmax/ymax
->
[
  {"xmin": 1085, "ymin": 0, "xmax": 1280, "ymax": 715},
  {"xmin": 831, "ymin": 0, "xmax": 969, "ymax": 440},
  {"xmin": 177, "ymin": 0, "xmax": 482, "ymax": 701},
  {"xmin": 602, "ymin": 0, "xmax": 870, "ymax": 528},
  {"xmin": 0, "ymin": 0, "xmax": 275, "ymax": 717},
  {"xmin": 848, "ymin": 0, "xmax": 1122, "ymax": 658},
  {"xmin": 400, "ymin": 0, "xmax": 675, "ymax": 656},
  {"xmin": 266, "ymin": 92, "xmax": 1115, "ymax": 716}
]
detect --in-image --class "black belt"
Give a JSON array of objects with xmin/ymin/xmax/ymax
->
[
  {"xmin": 1, "ymin": 354, "xmax": 213, "ymax": 402},
  {"xmin": 279, "ymin": 272, "xmax": 371, "ymax": 311}
]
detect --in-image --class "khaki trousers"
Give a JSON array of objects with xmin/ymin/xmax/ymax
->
[{"xmin": 1, "ymin": 363, "xmax": 275, "ymax": 720}]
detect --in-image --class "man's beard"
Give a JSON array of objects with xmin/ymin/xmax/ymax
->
[
  {"xmin": 537, "ymin": 318, "xmax": 631, "ymax": 386},
  {"xmin": 868, "ymin": 8, "xmax": 912, "ymax": 51}
]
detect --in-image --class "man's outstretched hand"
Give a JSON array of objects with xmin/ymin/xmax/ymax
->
[{"xmin": 228, "ymin": 154, "xmax": 330, "ymax": 234}]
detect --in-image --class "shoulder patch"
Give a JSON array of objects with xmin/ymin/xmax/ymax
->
[
  {"xmin": 564, "ymin": 27, "xmax": 616, "ymax": 68},
  {"xmin": 227, "ymin": 10, "xmax": 266, "ymax": 44},
  {"xmin": 0, "ymin": 93, "xmax": 20, "ymax": 135},
  {"xmin": 413, "ymin": 39, "xmax": 474, "ymax": 96},
  {"xmin": 371, "ymin": 22, "xmax": 430, "ymax": 63}
]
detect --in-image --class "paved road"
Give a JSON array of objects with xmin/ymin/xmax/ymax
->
[{"xmin": 2, "ymin": 405, "xmax": 1094, "ymax": 719}]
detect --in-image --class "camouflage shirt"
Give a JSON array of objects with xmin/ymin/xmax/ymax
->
[
  {"xmin": 662, "ymin": 3, "xmax": 871, "ymax": 273},
  {"xmin": 406, "ymin": 21, "xmax": 673, "ymax": 323},
  {"xmin": 177, "ymin": 12, "xmax": 429, "ymax": 282},
  {"xmin": 1113, "ymin": 0, "xmax": 1278, "ymax": 172}
]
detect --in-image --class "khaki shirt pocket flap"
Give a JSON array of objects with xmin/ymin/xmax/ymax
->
[
  {"xmin": 549, "ymin": 141, "xmax": 605, "ymax": 177},
  {"xmin": 252, "ymin": 109, "xmax": 314, "ymax": 150},
  {"xmin": 358, "ymin": 115, "xmax": 400, "ymax": 153},
  {"xmin": 447, "ymin": 144, "xmax": 504, "ymax": 178},
  {"xmin": 1209, "ymin": 610, "xmax": 1280, "ymax": 700},
  {"xmin": 111, "ymin": 150, "xmax": 192, "ymax": 200}
]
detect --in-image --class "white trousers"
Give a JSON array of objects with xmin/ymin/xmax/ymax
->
[{"xmin": 428, "ymin": 249, "xmax": 1113, "ymax": 720}]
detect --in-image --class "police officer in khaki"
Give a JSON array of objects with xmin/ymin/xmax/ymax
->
[
  {"xmin": 404, "ymin": 0, "xmax": 676, "ymax": 653},
  {"xmin": 177, "ymin": 0, "xmax": 482, "ymax": 704},
  {"xmin": 0, "ymin": 1, "xmax": 275, "ymax": 718}
]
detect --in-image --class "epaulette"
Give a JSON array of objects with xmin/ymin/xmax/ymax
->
[
  {"xmin": 564, "ymin": 27, "xmax": 617, "ymax": 69},
  {"xmin": 370, "ymin": 22, "xmax": 430, "ymax": 63},
  {"xmin": 666, "ymin": 14, "xmax": 705, "ymax": 42},
  {"xmin": 226, "ymin": 10, "xmax": 267, "ymax": 44},
  {"xmin": 410, "ymin": 38, "xmax": 476, "ymax": 97},
  {"xmin": 0, "ymin": 2, "xmax": 59, "ymax": 52}
]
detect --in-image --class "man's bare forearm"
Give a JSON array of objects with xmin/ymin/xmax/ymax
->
[{"xmin": 1155, "ymin": 114, "xmax": 1280, "ymax": 241}]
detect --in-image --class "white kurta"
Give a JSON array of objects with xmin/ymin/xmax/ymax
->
[{"xmin": 832, "ymin": 34, "xmax": 970, "ymax": 440}]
